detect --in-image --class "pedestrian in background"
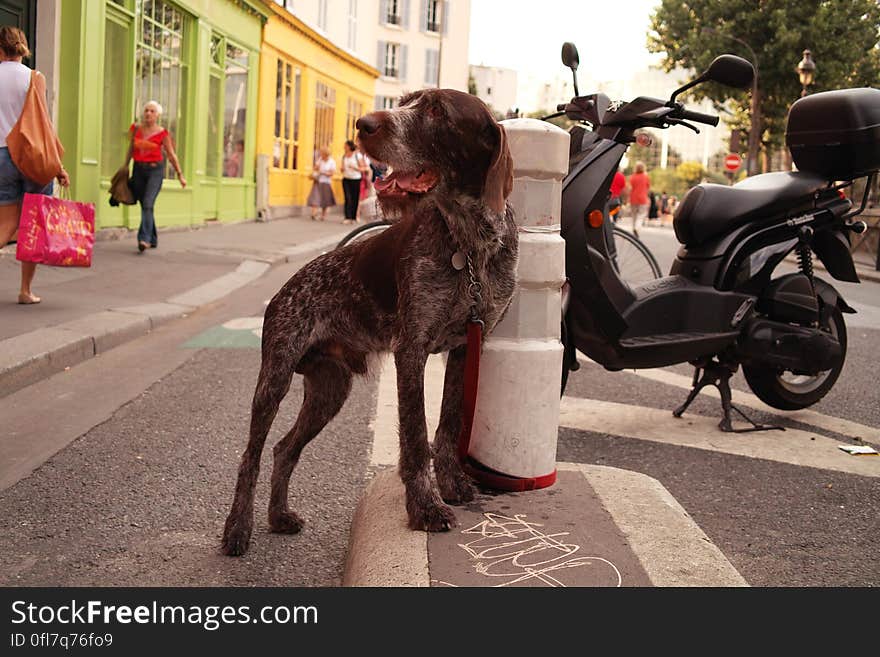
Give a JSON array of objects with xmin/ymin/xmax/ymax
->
[
  {"xmin": 627, "ymin": 161, "xmax": 651, "ymax": 236},
  {"xmin": 0, "ymin": 25, "xmax": 69, "ymax": 305},
  {"xmin": 340, "ymin": 139, "xmax": 366, "ymax": 225},
  {"xmin": 608, "ymin": 167, "xmax": 626, "ymax": 221},
  {"xmin": 125, "ymin": 100, "xmax": 186, "ymax": 253},
  {"xmin": 307, "ymin": 146, "xmax": 336, "ymax": 221}
]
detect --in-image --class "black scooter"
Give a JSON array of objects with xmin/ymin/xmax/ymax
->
[{"xmin": 555, "ymin": 42, "xmax": 878, "ymax": 432}]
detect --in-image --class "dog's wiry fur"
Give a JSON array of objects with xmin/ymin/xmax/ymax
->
[{"xmin": 221, "ymin": 89, "xmax": 517, "ymax": 556}]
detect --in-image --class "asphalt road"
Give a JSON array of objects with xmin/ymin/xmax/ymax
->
[{"xmin": 0, "ymin": 255, "xmax": 376, "ymax": 587}]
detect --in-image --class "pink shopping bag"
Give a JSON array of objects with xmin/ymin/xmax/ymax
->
[{"xmin": 15, "ymin": 192, "xmax": 95, "ymax": 267}]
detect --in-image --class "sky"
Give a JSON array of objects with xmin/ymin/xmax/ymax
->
[{"xmin": 467, "ymin": 0, "xmax": 664, "ymax": 82}]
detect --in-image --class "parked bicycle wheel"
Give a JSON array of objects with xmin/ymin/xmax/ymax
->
[
  {"xmin": 335, "ymin": 220, "xmax": 391, "ymax": 249},
  {"xmin": 610, "ymin": 226, "xmax": 662, "ymax": 283}
]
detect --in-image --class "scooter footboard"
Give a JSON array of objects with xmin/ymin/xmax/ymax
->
[{"xmin": 624, "ymin": 276, "xmax": 753, "ymax": 336}]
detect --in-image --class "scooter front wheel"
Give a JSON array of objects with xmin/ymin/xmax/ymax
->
[{"xmin": 742, "ymin": 304, "xmax": 847, "ymax": 410}]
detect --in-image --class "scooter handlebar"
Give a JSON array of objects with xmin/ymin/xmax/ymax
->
[{"xmin": 676, "ymin": 108, "xmax": 719, "ymax": 126}]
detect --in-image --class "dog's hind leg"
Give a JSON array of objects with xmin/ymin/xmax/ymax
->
[
  {"xmin": 395, "ymin": 347, "xmax": 457, "ymax": 531},
  {"xmin": 267, "ymin": 356, "xmax": 352, "ymax": 533},
  {"xmin": 221, "ymin": 357, "xmax": 296, "ymax": 557},
  {"xmin": 432, "ymin": 345, "xmax": 477, "ymax": 504}
]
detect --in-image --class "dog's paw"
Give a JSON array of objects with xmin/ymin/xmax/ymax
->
[
  {"xmin": 268, "ymin": 510, "xmax": 304, "ymax": 534},
  {"xmin": 438, "ymin": 474, "xmax": 476, "ymax": 505},
  {"xmin": 221, "ymin": 518, "xmax": 252, "ymax": 557},
  {"xmin": 408, "ymin": 501, "xmax": 457, "ymax": 532}
]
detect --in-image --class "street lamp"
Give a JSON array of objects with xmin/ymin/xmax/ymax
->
[
  {"xmin": 797, "ymin": 49, "xmax": 816, "ymax": 97},
  {"xmin": 702, "ymin": 27, "xmax": 760, "ymax": 177}
]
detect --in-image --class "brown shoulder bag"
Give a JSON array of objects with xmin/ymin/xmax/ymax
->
[{"xmin": 6, "ymin": 69, "xmax": 65, "ymax": 187}]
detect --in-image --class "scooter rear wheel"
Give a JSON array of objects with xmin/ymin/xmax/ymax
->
[{"xmin": 741, "ymin": 304, "xmax": 847, "ymax": 410}]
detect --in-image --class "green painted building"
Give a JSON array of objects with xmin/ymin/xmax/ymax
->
[{"xmin": 57, "ymin": 0, "xmax": 269, "ymax": 232}]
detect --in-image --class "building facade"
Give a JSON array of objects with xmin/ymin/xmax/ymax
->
[
  {"xmin": 469, "ymin": 64, "xmax": 518, "ymax": 117},
  {"xmin": 53, "ymin": 0, "xmax": 270, "ymax": 232},
  {"xmin": 290, "ymin": 1, "xmax": 471, "ymax": 108}
]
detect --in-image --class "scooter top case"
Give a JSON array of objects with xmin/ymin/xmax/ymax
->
[{"xmin": 786, "ymin": 87, "xmax": 880, "ymax": 181}]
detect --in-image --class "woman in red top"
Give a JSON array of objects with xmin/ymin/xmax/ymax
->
[
  {"xmin": 125, "ymin": 100, "xmax": 185, "ymax": 252},
  {"xmin": 626, "ymin": 161, "xmax": 650, "ymax": 236}
]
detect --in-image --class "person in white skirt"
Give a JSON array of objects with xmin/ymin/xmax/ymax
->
[{"xmin": 307, "ymin": 146, "xmax": 336, "ymax": 221}]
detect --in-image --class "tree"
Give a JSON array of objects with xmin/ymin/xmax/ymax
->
[
  {"xmin": 676, "ymin": 161, "xmax": 706, "ymax": 188},
  {"xmin": 648, "ymin": 0, "xmax": 880, "ymax": 174}
]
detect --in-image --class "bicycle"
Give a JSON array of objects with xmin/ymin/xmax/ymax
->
[{"xmin": 336, "ymin": 218, "xmax": 662, "ymax": 285}]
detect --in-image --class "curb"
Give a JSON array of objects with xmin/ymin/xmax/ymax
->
[
  {"xmin": 0, "ymin": 234, "xmax": 342, "ymax": 399},
  {"xmin": 343, "ymin": 464, "xmax": 748, "ymax": 587}
]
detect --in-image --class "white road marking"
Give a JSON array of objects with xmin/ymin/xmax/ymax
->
[
  {"xmin": 578, "ymin": 358, "xmax": 880, "ymax": 444},
  {"xmin": 559, "ymin": 397, "xmax": 880, "ymax": 477}
]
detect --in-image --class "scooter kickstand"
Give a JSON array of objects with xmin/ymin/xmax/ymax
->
[{"xmin": 673, "ymin": 361, "xmax": 785, "ymax": 433}]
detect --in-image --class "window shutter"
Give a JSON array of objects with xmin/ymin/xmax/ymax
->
[
  {"xmin": 400, "ymin": 44, "xmax": 408, "ymax": 80},
  {"xmin": 442, "ymin": 0, "xmax": 449, "ymax": 35},
  {"xmin": 379, "ymin": 0, "xmax": 387, "ymax": 24},
  {"xmin": 424, "ymin": 49, "xmax": 430, "ymax": 84},
  {"xmin": 375, "ymin": 95, "xmax": 384, "ymax": 110},
  {"xmin": 402, "ymin": 0, "xmax": 410, "ymax": 29},
  {"xmin": 420, "ymin": 0, "xmax": 427, "ymax": 32},
  {"xmin": 377, "ymin": 40, "xmax": 386, "ymax": 73}
]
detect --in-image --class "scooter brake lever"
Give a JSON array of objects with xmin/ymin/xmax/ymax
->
[{"xmin": 667, "ymin": 118, "xmax": 701, "ymax": 134}]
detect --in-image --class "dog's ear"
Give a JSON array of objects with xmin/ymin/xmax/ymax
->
[{"xmin": 482, "ymin": 122, "xmax": 513, "ymax": 214}]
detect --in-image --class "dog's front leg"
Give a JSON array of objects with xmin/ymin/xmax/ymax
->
[
  {"xmin": 432, "ymin": 345, "xmax": 477, "ymax": 504},
  {"xmin": 394, "ymin": 347, "xmax": 457, "ymax": 531}
]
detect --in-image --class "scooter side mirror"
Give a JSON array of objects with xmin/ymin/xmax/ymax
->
[
  {"xmin": 561, "ymin": 42, "xmax": 581, "ymax": 96},
  {"xmin": 670, "ymin": 54, "xmax": 755, "ymax": 103},
  {"xmin": 561, "ymin": 42, "xmax": 579, "ymax": 71},
  {"xmin": 703, "ymin": 54, "xmax": 754, "ymax": 89}
]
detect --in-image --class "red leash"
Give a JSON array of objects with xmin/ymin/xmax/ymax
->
[{"xmin": 456, "ymin": 320, "xmax": 557, "ymax": 492}]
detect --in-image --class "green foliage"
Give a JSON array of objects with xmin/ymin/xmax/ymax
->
[
  {"xmin": 649, "ymin": 0, "xmax": 880, "ymax": 162},
  {"xmin": 676, "ymin": 161, "xmax": 706, "ymax": 188}
]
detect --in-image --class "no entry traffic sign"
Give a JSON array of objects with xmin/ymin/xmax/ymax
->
[{"xmin": 724, "ymin": 153, "xmax": 742, "ymax": 171}]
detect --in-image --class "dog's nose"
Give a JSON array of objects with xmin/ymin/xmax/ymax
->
[{"xmin": 356, "ymin": 114, "xmax": 380, "ymax": 135}]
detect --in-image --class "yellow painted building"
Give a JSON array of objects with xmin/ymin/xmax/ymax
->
[{"xmin": 257, "ymin": 3, "xmax": 379, "ymax": 219}]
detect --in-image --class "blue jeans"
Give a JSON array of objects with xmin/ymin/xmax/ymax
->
[
  {"xmin": 130, "ymin": 161, "xmax": 164, "ymax": 246},
  {"xmin": 0, "ymin": 147, "xmax": 53, "ymax": 206}
]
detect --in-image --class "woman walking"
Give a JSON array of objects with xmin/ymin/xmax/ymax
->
[
  {"xmin": 0, "ymin": 26, "xmax": 69, "ymax": 304},
  {"xmin": 626, "ymin": 161, "xmax": 651, "ymax": 237},
  {"xmin": 307, "ymin": 146, "xmax": 336, "ymax": 221},
  {"xmin": 125, "ymin": 100, "xmax": 185, "ymax": 252},
  {"xmin": 340, "ymin": 140, "xmax": 367, "ymax": 225}
]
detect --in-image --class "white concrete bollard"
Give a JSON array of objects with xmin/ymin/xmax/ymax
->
[{"xmin": 466, "ymin": 118, "xmax": 569, "ymax": 485}]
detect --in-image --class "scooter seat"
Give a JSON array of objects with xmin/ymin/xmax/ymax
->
[{"xmin": 673, "ymin": 171, "xmax": 828, "ymax": 246}]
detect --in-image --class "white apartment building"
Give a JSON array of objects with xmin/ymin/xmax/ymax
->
[
  {"xmin": 288, "ymin": 0, "xmax": 472, "ymax": 108},
  {"xmin": 470, "ymin": 64, "xmax": 518, "ymax": 116}
]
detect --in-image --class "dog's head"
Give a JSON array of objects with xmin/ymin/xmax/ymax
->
[{"xmin": 356, "ymin": 89, "xmax": 513, "ymax": 214}]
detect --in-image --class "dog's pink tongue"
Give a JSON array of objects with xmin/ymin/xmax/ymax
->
[{"xmin": 374, "ymin": 170, "xmax": 438, "ymax": 195}]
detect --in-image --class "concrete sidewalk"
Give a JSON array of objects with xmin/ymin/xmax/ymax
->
[{"xmin": 0, "ymin": 212, "xmax": 354, "ymax": 397}]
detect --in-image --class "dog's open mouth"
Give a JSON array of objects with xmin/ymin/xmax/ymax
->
[{"xmin": 373, "ymin": 169, "xmax": 439, "ymax": 197}]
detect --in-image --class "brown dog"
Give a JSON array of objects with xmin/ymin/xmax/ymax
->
[{"xmin": 221, "ymin": 89, "xmax": 517, "ymax": 556}]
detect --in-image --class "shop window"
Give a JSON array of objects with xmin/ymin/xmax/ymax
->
[
  {"xmin": 274, "ymin": 58, "xmax": 301, "ymax": 170},
  {"xmin": 102, "ymin": 11, "xmax": 133, "ymax": 178},
  {"xmin": 206, "ymin": 73, "xmax": 221, "ymax": 177},
  {"xmin": 346, "ymin": 98, "xmax": 363, "ymax": 141},
  {"xmin": 314, "ymin": 81, "xmax": 336, "ymax": 162},
  {"xmin": 223, "ymin": 42, "xmax": 249, "ymax": 178},
  {"xmin": 135, "ymin": 0, "xmax": 187, "ymax": 180}
]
